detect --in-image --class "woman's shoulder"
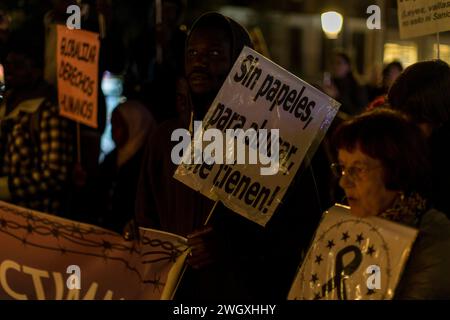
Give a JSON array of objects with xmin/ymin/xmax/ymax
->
[
  {"xmin": 414, "ymin": 208, "xmax": 450, "ymax": 262},
  {"xmin": 395, "ymin": 208, "xmax": 450, "ymax": 299},
  {"xmin": 420, "ymin": 208, "xmax": 450, "ymax": 236}
]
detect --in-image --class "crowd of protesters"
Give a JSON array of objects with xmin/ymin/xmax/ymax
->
[{"xmin": 1, "ymin": 1, "xmax": 450, "ymax": 300}]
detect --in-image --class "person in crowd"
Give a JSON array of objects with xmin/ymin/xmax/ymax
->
[
  {"xmin": 366, "ymin": 61, "xmax": 403, "ymax": 110},
  {"xmin": 323, "ymin": 51, "xmax": 368, "ymax": 116},
  {"xmin": 135, "ymin": 11, "xmax": 331, "ymax": 300},
  {"xmin": 96, "ymin": 100, "xmax": 155, "ymax": 233},
  {"xmin": 43, "ymin": 0, "xmax": 127, "ymax": 222},
  {"xmin": 135, "ymin": 12, "xmax": 253, "ymax": 234},
  {"xmin": 388, "ymin": 59, "xmax": 450, "ymax": 218},
  {"xmin": 381, "ymin": 61, "xmax": 403, "ymax": 94},
  {"xmin": 367, "ymin": 61, "xmax": 403, "ymax": 101},
  {"xmin": 332, "ymin": 108, "xmax": 450, "ymax": 299},
  {"xmin": 0, "ymin": 27, "xmax": 75, "ymax": 215}
]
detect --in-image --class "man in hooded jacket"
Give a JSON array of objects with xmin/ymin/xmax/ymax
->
[{"xmin": 136, "ymin": 12, "xmax": 329, "ymax": 300}]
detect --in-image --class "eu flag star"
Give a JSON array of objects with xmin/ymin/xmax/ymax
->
[
  {"xmin": 356, "ymin": 233, "xmax": 365, "ymax": 244},
  {"xmin": 326, "ymin": 240, "xmax": 335, "ymax": 249},
  {"xmin": 341, "ymin": 232, "xmax": 350, "ymax": 242},
  {"xmin": 315, "ymin": 254, "xmax": 323, "ymax": 265},
  {"xmin": 367, "ymin": 245, "xmax": 376, "ymax": 256},
  {"xmin": 310, "ymin": 273, "xmax": 319, "ymax": 284}
]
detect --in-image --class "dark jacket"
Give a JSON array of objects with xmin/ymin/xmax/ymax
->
[
  {"xmin": 395, "ymin": 209, "xmax": 450, "ymax": 299},
  {"xmin": 430, "ymin": 123, "xmax": 450, "ymax": 218},
  {"xmin": 98, "ymin": 148, "xmax": 145, "ymax": 233}
]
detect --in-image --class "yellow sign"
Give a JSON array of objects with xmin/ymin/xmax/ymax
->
[{"xmin": 56, "ymin": 25, "xmax": 99, "ymax": 128}]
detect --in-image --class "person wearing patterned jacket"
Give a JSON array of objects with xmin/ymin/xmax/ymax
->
[{"xmin": 0, "ymin": 26, "xmax": 75, "ymax": 215}]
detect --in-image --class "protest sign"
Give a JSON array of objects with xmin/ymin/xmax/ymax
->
[
  {"xmin": 56, "ymin": 25, "xmax": 99, "ymax": 128},
  {"xmin": 174, "ymin": 46, "xmax": 340, "ymax": 227},
  {"xmin": 0, "ymin": 201, "xmax": 188, "ymax": 300},
  {"xmin": 397, "ymin": 0, "xmax": 450, "ymax": 39},
  {"xmin": 288, "ymin": 205, "xmax": 418, "ymax": 300}
]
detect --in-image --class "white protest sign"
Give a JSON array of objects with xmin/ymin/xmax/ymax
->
[
  {"xmin": 288, "ymin": 205, "xmax": 418, "ymax": 300},
  {"xmin": 174, "ymin": 46, "xmax": 340, "ymax": 227},
  {"xmin": 397, "ymin": 0, "xmax": 450, "ymax": 39}
]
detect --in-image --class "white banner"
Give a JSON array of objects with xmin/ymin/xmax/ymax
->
[
  {"xmin": 0, "ymin": 201, "xmax": 188, "ymax": 300},
  {"xmin": 397, "ymin": 0, "xmax": 450, "ymax": 39},
  {"xmin": 288, "ymin": 205, "xmax": 418, "ymax": 300},
  {"xmin": 174, "ymin": 46, "xmax": 339, "ymax": 227}
]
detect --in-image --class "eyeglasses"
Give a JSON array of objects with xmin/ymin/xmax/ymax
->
[{"xmin": 330, "ymin": 163, "xmax": 380, "ymax": 181}]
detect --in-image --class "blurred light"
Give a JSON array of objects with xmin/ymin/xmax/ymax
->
[
  {"xmin": 434, "ymin": 44, "xmax": 450, "ymax": 63},
  {"xmin": 383, "ymin": 43, "xmax": 418, "ymax": 68},
  {"xmin": 0, "ymin": 64, "xmax": 4, "ymax": 103},
  {"xmin": 99, "ymin": 71, "xmax": 125, "ymax": 163},
  {"xmin": 321, "ymin": 11, "xmax": 343, "ymax": 39}
]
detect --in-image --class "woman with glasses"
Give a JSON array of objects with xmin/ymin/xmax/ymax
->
[{"xmin": 331, "ymin": 108, "xmax": 450, "ymax": 299}]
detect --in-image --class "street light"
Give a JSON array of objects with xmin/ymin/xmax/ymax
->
[{"xmin": 321, "ymin": 11, "xmax": 343, "ymax": 39}]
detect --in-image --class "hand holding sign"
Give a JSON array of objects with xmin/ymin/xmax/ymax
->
[{"xmin": 186, "ymin": 226, "xmax": 219, "ymax": 270}]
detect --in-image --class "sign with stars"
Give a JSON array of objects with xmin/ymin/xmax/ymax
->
[
  {"xmin": 0, "ymin": 201, "xmax": 189, "ymax": 300},
  {"xmin": 288, "ymin": 205, "xmax": 418, "ymax": 300}
]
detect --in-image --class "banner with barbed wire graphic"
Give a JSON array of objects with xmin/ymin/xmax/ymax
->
[{"xmin": 0, "ymin": 201, "xmax": 188, "ymax": 300}]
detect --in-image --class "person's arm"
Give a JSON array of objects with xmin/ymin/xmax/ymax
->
[{"xmin": 395, "ymin": 217, "xmax": 450, "ymax": 300}]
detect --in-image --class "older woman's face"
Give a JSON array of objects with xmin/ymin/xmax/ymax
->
[{"xmin": 338, "ymin": 147, "xmax": 398, "ymax": 217}]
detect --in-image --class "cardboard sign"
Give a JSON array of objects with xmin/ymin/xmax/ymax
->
[
  {"xmin": 397, "ymin": 0, "xmax": 450, "ymax": 39},
  {"xmin": 0, "ymin": 201, "xmax": 188, "ymax": 300},
  {"xmin": 288, "ymin": 205, "xmax": 418, "ymax": 300},
  {"xmin": 174, "ymin": 46, "xmax": 340, "ymax": 226},
  {"xmin": 56, "ymin": 25, "xmax": 99, "ymax": 128}
]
